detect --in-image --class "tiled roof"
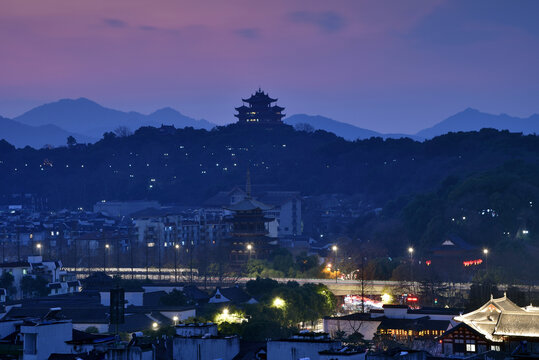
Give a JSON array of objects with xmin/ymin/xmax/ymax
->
[{"xmin": 454, "ymin": 295, "xmax": 539, "ymax": 341}]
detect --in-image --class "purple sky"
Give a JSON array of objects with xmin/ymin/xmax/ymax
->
[{"xmin": 1, "ymin": 0, "xmax": 538, "ymax": 133}]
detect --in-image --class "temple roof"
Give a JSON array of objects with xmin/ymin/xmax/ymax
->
[
  {"xmin": 225, "ymin": 197, "xmax": 273, "ymax": 212},
  {"xmin": 454, "ymin": 295, "xmax": 539, "ymax": 341},
  {"xmin": 242, "ymin": 89, "xmax": 277, "ymax": 104}
]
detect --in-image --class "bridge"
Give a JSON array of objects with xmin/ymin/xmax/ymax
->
[{"xmin": 66, "ymin": 267, "xmax": 538, "ymax": 297}]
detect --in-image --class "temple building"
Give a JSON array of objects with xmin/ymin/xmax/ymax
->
[
  {"xmin": 224, "ymin": 173, "xmax": 275, "ymax": 267},
  {"xmin": 235, "ymin": 88, "xmax": 285, "ymax": 124},
  {"xmin": 439, "ymin": 295, "xmax": 539, "ymax": 357}
]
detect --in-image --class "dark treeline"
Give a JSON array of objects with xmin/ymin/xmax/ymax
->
[{"xmin": 0, "ymin": 124, "xmax": 538, "ymax": 210}]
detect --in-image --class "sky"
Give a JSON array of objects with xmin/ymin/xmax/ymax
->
[{"xmin": 1, "ymin": 0, "xmax": 539, "ymax": 134}]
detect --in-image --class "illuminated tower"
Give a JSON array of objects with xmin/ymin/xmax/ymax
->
[{"xmin": 234, "ymin": 88, "xmax": 285, "ymax": 124}]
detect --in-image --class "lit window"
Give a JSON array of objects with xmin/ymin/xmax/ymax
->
[{"xmin": 466, "ymin": 341, "xmax": 476, "ymax": 352}]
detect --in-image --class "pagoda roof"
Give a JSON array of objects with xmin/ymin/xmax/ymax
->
[
  {"xmin": 454, "ymin": 295, "xmax": 539, "ymax": 341},
  {"xmin": 225, "ymin": 197, "xmax": 273, "ymax": 212},
  {"xmin": 235, "ymin": 105, "xmax": 250, "ymax": 111},
  {"xmin": 242, "ymin": 89, "xmax": 277, "ymax": 104}
]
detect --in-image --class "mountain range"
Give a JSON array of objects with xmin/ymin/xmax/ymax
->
[{"xmin": 1, "ymin": 98, "xmax": 538, "ymax": 148}]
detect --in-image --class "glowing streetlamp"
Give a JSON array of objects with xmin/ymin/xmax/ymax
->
[
  {"xmin": 173, "ymin": 315, "xmax": 179, "ymax": 325},
  {"xmin": 483, "ymin": 248, "xmax": 489, "ymax": 273},
  {"xmin": 381, "ymin": 293, "xmax": 392, "ymax": 304},
  {"xmin": 152, "ymin": 322, "xmax": 158, "ymax": 330},
  {"xmin": 174, "ymin": 243, "xmax": 180, "ymax": 282},
  {"xmin": 408, "ymin": 246, "xmax": 414, "ymax": 285},
  {"xmin": 272, "ymin": 297, "xmax": 285, "ymax": 309},
  {"xmin": 36, "ymin": 243, "xmax": 42, "ymax": 257},
  {"xmin": 104, "ymin": 244, "xmax": 110, "ymax": 272},
  {"xmin": 332, "ymin": 245, "xmax": 338, "ymax": 283},
  {"xmin": 247, "ymin": 244, "xmax": 253, "ymax": 261}
]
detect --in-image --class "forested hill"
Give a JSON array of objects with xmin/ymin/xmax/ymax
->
[{"xmin": 0, "ymin": 124, "xmax": 538, "ymax": 209}]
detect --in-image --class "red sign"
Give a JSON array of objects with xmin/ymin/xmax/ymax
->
[
  {"xmin": 407, "ymin": 296, "xmax": 418, "ymax": 302},
  {"xmin": 463, "ymin": 259, "xmax": 483, "ymax": 266}
]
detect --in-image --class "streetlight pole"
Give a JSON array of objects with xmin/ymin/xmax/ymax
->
[
  {"xmin": 36, "ymin": 243, "xmax": 42, "ymax": 257},
  {"xmin": 332, "ymin": 245, "xmax": 338, "ymax": 283},
  {"xmin": 247, "ymin": 244, "xmax": 253, "ymax": 262},
  {"xmin": 104, "ymin": 244, "xmax": 110, "ymax": 273},
  {"xmin": 408, "ymin": 247, "xmax": 414, "ymax": 292},
  {"xmin": 174, "ymin": 244, "xmax": 180, "ymax": 282}
]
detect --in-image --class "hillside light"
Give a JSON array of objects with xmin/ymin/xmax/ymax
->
[
  {"xmin": 273, "ymin": 297, "xmax": 285, "ymax": 309},
  {"xmin": 408, "ymin": 247, "xmax": 414, "ymax": 254},
  {"xmin": 152, "ymin": 322, "xmax": 158, "ymax": 330}
]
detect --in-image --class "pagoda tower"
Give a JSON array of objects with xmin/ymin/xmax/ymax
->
[
  {"xmin": 235, "ymin": 88, "xmax": 285, "ymax": 124},
  {"xmin": 224, "ymin": 171, "xmax": 275, "ymax": 267}
]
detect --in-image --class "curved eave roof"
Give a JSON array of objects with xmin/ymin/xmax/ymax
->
[{"xmin": 225, "ymin": 198, "xmax": 273, "ymax": 211}]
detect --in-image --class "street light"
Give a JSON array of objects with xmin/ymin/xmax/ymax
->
[
  {"xmin": 247, "ymin": 244, "xmax": 253, "ymax": 261},
  {"xmin": 104, "ymin": 244, "xmax": 110, "ymax": 273},
  {"xmin": 36, "ymin": 243, "xmax": 42, "ymax": 257},
  {"xmin": 174, "ymin": 243, "xmax": 180, "ymax": 282},
  {"xmin": 408, "ymin": 247, "xmax": 414, "ymax": 289},
  {"xmin": 152, "ymin": 322, "xmax": 158, "ymax": 330},
  {"xmin": 483, "ymin": 248, "xmax": 489, "ymax": 273},
  {"xmin": 173, "ymin": 315, "xmax": 179, "ymax": 325},
  {"xmin": 332, "ymin": 245, "xmax": 338, "ymax": 283},
  {"xmin": 272, "ymin": 297, "xmax": 285, "ymax": 309}
]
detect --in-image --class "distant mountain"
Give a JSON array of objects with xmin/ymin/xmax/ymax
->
[
  {"xmin": 0, "ymin": 116, "xmax": 94, "ymax": 149},
  {"xmin": 284, "ymin": 114, "xmax": 417, "ymax": 140},
  {"xmin": 416, "ymin": 108, "xmax": 539, "ymax": 138},
  {"xmin": 14, "ymin": 98, "xmax": 215, "ymax": 138}
]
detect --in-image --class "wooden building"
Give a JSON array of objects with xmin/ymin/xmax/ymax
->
[{"xmin": 439, "ymin": 295, "xmax": 539, "ymax": 357}]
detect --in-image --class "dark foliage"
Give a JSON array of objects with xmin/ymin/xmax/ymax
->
[{"xmin": 1, "ymin": 125, "xmax": 538, "ymax": 210}]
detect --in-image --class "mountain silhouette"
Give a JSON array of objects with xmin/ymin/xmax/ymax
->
[
  {"xmin": 0, "ymin": 115, "xmax": 94, "ymax": 148},
  {"xmin": 14, "ymin": 98, "xmax": 215, "ymax": 138},
  {"xmin": 416, "ymin": 108, "xmax": 539, "ymax": 138}
]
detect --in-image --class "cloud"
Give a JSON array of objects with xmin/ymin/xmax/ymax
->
[
  {"xmin": 288, "ymin": 11, "xmax": 345, "ymax": 33},
  {"xmin": 234, "ymin": 28, "xmax": 261, "ymax": 39},
  {"xmin": 103, "ymin": 18, "xmax": 127, "ymax": 28}
]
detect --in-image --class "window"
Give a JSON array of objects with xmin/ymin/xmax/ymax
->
[
  {"xmin": 466, "ymin": 340, "xmax": 476, "ymax": 352},
  {"xmin": 454, "ymin": 339, "xmax": 465, "ymax": 355},
  {"xmin": 490, "ymin": 345, "xmax": 501, "ymax": 351}
]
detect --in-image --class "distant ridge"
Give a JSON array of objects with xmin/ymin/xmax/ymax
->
[
  {"xmin": 14, "ymin": 98, "xmax": 215, "ymax": 138},
  {"xmin": 416, "ymin": 108, "xmax": 539, "ymax": 138},
  {"xmin": 284, "ymin": 114, "xmax": 417, "ymax": 140},
  {"xmin": 0, "ymin": 115, "xmax": 94, "ymax": 149}
]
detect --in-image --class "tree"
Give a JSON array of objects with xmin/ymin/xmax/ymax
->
[
  {"xmin": 160, "ymin": 289, "xmax": 191, "ymax": 306},
  {"xmin": 67, "ymin": 136, "xmax": 77, "ymax": 148},
  {"xmin": 114, "ymin": 126, "xmax": 133, "ymax": 137},
  {"xmin": 0, "ymin": 272, "xmax": 15, "ymax": 298},
  {"xmin": 294, "ymin": 123, "xmax": 315, "ymax": 133},
  {"xmin": 21, "ymin": 276, "xmax": 49, "ymax": 298}
]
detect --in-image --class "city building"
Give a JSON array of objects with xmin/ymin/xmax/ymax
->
[
  {"xmin": 324, "ymin": 305, "xmax": 456, "ymax": 342},
  {"xmin": 267, "ymin": 332, "xmax": 341, "ymax": 360},
  {"xmin": 172, "ymin": 323, "xmax": 240, "ymax": 360},
  {"xmin": 235, "ymin": 89, "xmax": 285, "ymax": 125}
]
